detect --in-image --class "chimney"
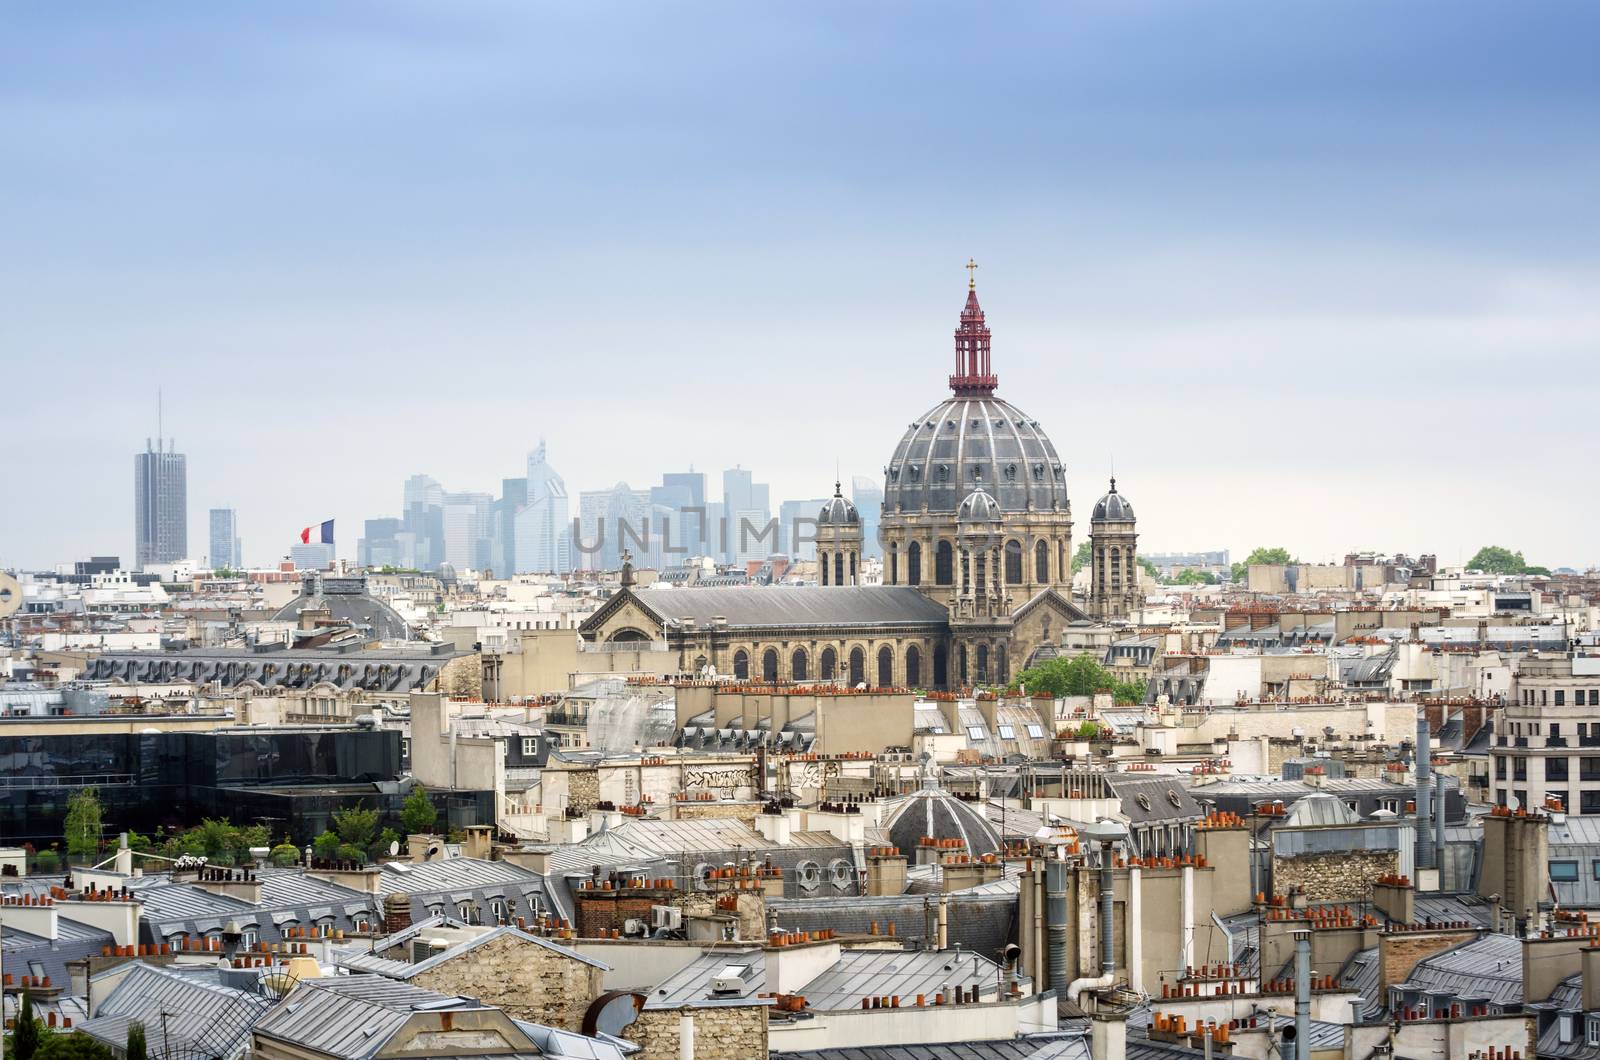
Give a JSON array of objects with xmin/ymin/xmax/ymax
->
[
  {"xmin": 1584, "ymin": 945, "xmax": 1600, "ymax": 1013},
  {"xmin": 1293, "ymin": 929, "xmax": 1312, "ymax": 1060},
  {"xmin": 1090, "ymin": 1008, "xmax": 1128, "ymax": 1060},
  {"xmin": 384, "ymin": 892, "xmax": 413, "ymax": 934},
  {"xmin": 754, "ymin": 809, "xmax": 791, "ymax": 846},
  {"xmin": 865, "ymin": 847, "xmax": 908, "ymax": 898},
  {"xmin": 463, "ymin": 825, "xmax": 493, "ymax": 861}
]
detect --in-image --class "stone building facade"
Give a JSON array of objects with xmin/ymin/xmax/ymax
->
[
  {"xmin": 622, "ymin": 1004, "xmax": 768, "ymax": 1060},
  {"xmin": 408, "ymin": 929, "xmax": 607, "ymax": 1032},
  {"xmin": 1088, "ymin": 478, "xmax": 1139, "ymax": 622}
]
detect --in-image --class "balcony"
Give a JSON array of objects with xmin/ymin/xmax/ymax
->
[{"xmin": 1547, "ymin": 736, "xmax": 1569, "ymax": 748}]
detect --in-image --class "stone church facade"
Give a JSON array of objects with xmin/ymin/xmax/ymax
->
[{"xmin": 580, "ymin": 273, "xmax": 1138, "ymax": 689}]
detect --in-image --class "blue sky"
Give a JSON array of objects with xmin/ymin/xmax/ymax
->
[{"xmin": 4, "ymin": 2, "xmax": 1598, "ymax": 570}]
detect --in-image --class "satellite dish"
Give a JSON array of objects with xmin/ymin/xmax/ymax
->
[{"xmin": 388, "ymin": 840, "xmax": 400, "ymax": 857}]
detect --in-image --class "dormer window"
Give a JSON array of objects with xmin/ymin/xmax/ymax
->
[
  {"xmin": 936, "ymin": 465, "xmax": 949, "ymax": 481},
  {"xmin": 1005, "ymin": 464, "xmax": 1017, "ymax": 481}
]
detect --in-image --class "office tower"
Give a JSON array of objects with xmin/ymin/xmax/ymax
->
[
  {"xmin": 852, "ymin": 475, "xmax": 884, "ymax": 559},
  {"xmin": 652, "ymin": 469, "xmax": 706, "ymax": 566},
  {"xmin": 516, "ymin": 442, "xmax": 571, "ymax": 574},
  {"xmin": 577, "ymin": 483, "xmax": 650, "ymax": 571},
  {"xmin": 442, "ymin": 492, "xmax": 494, "ymax": 571},
  {"xmin": 721, "ymin": 467, "xmax": 770, "ymax": 564},
  {"xmin": 208, "ymin": 508, "xmax": 242, "ymax": 569},
  {"xmin": 778, "ymin": 498, "xmax": 832, "ymax": 559},
  {"xmin": 359, "ymin": 517, "xmax": 404, "ymax": 568},
  {"xmin": 499, "ymin": 476, "xmax": 529, "ymax": 577},
  {"xmin": 135, "ymin": 438, "xmax": 187, "ymax": 569},
  {"xmin": 402, "ymin": 474, "xmax": 445, "ymax": 570},
  {"xmin": 290, "ymin": 542, "xmax": 335, "ymax": 570}
]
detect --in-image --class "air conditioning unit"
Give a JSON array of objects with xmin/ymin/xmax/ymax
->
[
  {"xmin": 652, "ymin": 905, "xmax": 682, "ymax": 931},
  {"xmin": 622, "ymin": 918, "xmax": 646, "ymax": 937},
  {"xmin": 710, "ymin": 966, "xmax": 748, "ymax": 995}
]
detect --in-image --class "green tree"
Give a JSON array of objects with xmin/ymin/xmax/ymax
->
[
  {"xmin": 269, "ymin": 843, "xmax": 302, "ymax": 868},
  {"xmin": 32, "ymin": 848, "xmax": 60, "ymax": 873},
  {"xmin": 335, "ymin": 843, "xmax": 367, "ymax": 863},
  {"xmin": 1010, "ymin": 654, "xmax": 1142, "ymax": 704},
  {"xmin": 401, "ymin": 784, "xmax": 437, "ymax": 835},
  {"xmin": 375, "ymin": 828, "xmax": 401, "ymax": 860},
  {"xmin": 186, "ymin": 819, "xmax": 241, "ymax": 862},
  {"xmin": 1138, "ymin": 557, "xmax": 1160, "ymax": 581},
  {"xmin": 125, "ymin": 1024, "xmax": 147, "ymax": 1060},
  {"xmin": 1171, "ymin": 569, "xmax": 1218, "ymax": 586},
  {"xmin": 1230, "ymin": 546, "xmax": 1293, "ymax": 583},
  {"xmin": 1075, "ymin": 720, "xmax": 1103, "ymax": 739},
  {"xmin": 332, "ymin": 806, "xmax": 379, "ymax": 856},
  {"xmin": 14, "ymin": 988, "xmax": 41, "ymax": 1060},
  {"xmin": 1466, "ymin": 545, "xmax": 1548, "ymax": 576},
  {"xmin": 312, "ymin": 831, "xmax": 340, "ymax": 862},
  {"xmin": 1071, "ymin": 540, "xmax": 1092, "ymax": 573},
  {"xmin": 63, "ymin": 787, "xmax": 103, "ymax": 863},
  {"xmin": 38, "ymin": 1034, "xmax": 113, "ymax": 1060}
]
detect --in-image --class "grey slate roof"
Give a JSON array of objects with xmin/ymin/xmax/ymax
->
[
  {"xmin": 77, "ymin": 962, "xmax": 272, "ymax": 1060},
  {"xmin": 627, "ymin": 586, "xmax": 950, "ymax": 630},
  {"xmin": 881, "ymin": 788, "xmax": 1004, "ymax": 857},
  {"xmin": 771, "ymin": 1034, "xmax": 1090, "ymax": 1060},
  {"xmin": 253, "ymin": 977, "xmax": 498, "ymax": 1060},
  {"xmin": 343, "ymin": 924, "xmax": 609, "ymax": 979},
  {"xmin": 1395, "ymin": 933, "xmax": 1524, "ymax": 1006}
]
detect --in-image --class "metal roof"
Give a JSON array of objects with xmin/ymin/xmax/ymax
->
[
  {"xmin": 253, "ymin": 977, "xmax": 495, "ymax": 1060},
  {"xmin": 624, "ymin": 586, "xmax": 951, "ymax": 631},
  {"xmin": 1396, "ymin": 934, "xmax": 1524, "ymax": 1006},
  {"xmin": 374, "ymin": 856, "xmax": 543, "ymax": 897},
  {"xmin": 772, "ymin": 1034, "xmax": 1090, "ymax": 1060},
  {"xmin": 76, "ymin": 962, "xmax": 271, "ymax": 1060}
]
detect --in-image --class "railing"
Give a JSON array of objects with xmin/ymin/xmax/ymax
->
[{"xmin": 580, "ymin": 640, "xmax": 670, "ymax": 654}]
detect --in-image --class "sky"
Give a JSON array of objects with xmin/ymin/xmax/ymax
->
[{"xmin": 3, "ymin": 1, "xmax": 1598, "ymax": 571}]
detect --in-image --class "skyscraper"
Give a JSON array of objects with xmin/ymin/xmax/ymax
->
[
  {"xmin": 515, "ymin": 442, "xmax": 571, "ymax": 574},
  {"xmin": 208, "ymin": 508, "xmax": 241, "ymax": 569},
  {"xmin": 135, "ymin": 438, "xmax": 187, "ymax": 569},
  {"xmin": 851, "ymin": 475, "xmax": 884, "ymax": 559}
]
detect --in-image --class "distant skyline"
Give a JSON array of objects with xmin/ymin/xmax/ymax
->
[{"xmin": 4, "ymin": 2, "xmax": 1598, "ymax": 571}]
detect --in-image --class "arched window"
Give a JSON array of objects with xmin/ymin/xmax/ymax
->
[
  {"xmin": 733, "ymin": 650, "xmax": 749, "ymax": 681},
  {"xmin": 1004, "ymin": 540, "xmax": 1023, "ymax": 584},
  {"xmin": 996, "ymin": 643, "xmax": 1008, "ymax": 685},
  {"xmin": 877, "ymin": 646, "xmax": 893, "ymax": 687},
  {"xmin": 957, "ymin": 644, "xmax": 969, "ymax": 686},
  {"xmin": 1036, "ymin": 539, "xmax": 1049, "ymax": 582},
  {"xmin": 762, "ymin": 648, "xmax": 779, "ymax": 683},
  {"xmin": 819, "ymin": 551, "xmax": 829, "ymax": 586},
  {"xmin": 905, "ymin": 645, "xmax": 921, "ymax": 688},
  {"xmin": 907, "ymin": 542, "xmax": 922, "ymax": 585},
  {"xmin": 1109, "ymin": 547, "xmax": 1122, "ymax": 590},
  {"xmin": 791, "ymin": 649, "xmax": 808, "ymax": 682},
  {"xmin": 976, "ymin": 644, "xmax": 989, "ymax": 683},
  {"xmin": 849, "ymin": 553, "xmax": 856, "ymax": 583},
  {"xmin": 935, "ymin": 541, "xmax": 954, "ymax": 585},
  {"xmin": 888, "ymin": 547, "xmax": 898, "ymax": 584},
  {"xmin": 820, "ymin": 647, "xmax": 837, "ymax": 680},
  {"xmin": 693, "ymin": 654, "xmax": 708, "ymax": 673},
  {"xmin": 834, "ymin": 553, "xmax": 845, "ymax": 585},
  {"xmin": 848, "ymin": 647, "xmax": 865, "ymax": 686},
  {"xmin": 932, "ymin": 644, "xmax": 948, "ymax": 688}
]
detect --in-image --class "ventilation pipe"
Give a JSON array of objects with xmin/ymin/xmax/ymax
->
[
  {"xmin": 1068, "ymin": 818, "xmax": 1128, "ymax": 1003},
  {"xmin": 1292, "ymin": 928, "xmax": 1312, "ymax": 1060},
  {"xmin": 1434, "ymin": 769, "xmax": 1447, "ymax": 886},
  {"xmin": 678, "ymin": 1011, "xmax": 694, "ymax": 1060},
  {"xmin": 1046, "ymin": 857, "xmax": 1069, "ymax": 997},
  {"xmin": 1415, "ymin": 713, "xmax": 1433, "ymax": 871}
]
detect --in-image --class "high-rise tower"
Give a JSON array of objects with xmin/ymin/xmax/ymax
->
[{"xmin": 135, "ymin": 437, "xmax": 187, "ymax": 569}]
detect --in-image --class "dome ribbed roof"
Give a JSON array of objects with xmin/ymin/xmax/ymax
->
[
  {"xmin": 1091, "ymin": 478, "xmax": 1134, "ymax": 522},
  {"xmin": 818, "ymin": 482, "xmax": 859, "ymax": 526},
  {"xmin": 885, "ymin": 397, "xmax": 1067, "ymax": 515},
  {"xmin": 957, "ymin": 488, "xmax": 1002, "ymax": 524}
]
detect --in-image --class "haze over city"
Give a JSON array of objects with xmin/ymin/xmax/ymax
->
[{"xmin": 5, "ymin": 1, "xmax": 1598, "ymax": 570}]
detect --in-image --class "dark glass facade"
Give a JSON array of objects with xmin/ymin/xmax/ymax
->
[{"xmin": 0, "ymin": 728, "xmax": 490, "ymax": 846}]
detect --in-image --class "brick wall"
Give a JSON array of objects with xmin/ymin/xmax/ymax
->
[
  {"xmin": 576, "ymin": 886, "xmax": 677, "ymax": 938},
  {"xmin": 1378, "ymin": 929, "xmax": 1478, "ymax": 992},
  {"xmin": 622, "ymin": 1005, "xmax": 767, "ymax": 1060},
  {"xmin": 410, "ymin": 932, "xmax": 602, "ymax": 1032},
  {"xmin": 1273, "ymin": 850, "xmax": 1397, "ymax": 902}
]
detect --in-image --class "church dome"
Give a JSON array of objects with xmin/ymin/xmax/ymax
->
[
  {"xmin": 881, "ymin": 787, "xmax": 1004, "ymax": 858},
  {"xmin": 817, "ymin": 482, "xmax": 859, "ymax": 526},
  {"xmin": 883, "ymin": 282, "xmax": 1068, "ymax": 515},
  {"xmin": 1091, "ymin": 478, "xmax": 1134, "ymax": 522},
  {"xmin": 957, "ymin": 488, "xmax": 1002, "ymax": 524}
]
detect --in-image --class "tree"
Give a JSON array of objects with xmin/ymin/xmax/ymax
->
[
  {"xmin": 38, "ymin": 1035, "xmax": 113, "ymax": 1060},
  {"xmin": 125, "ymin": 1024, "xmax": 147, "ymax": 1060},
  {"xmin": 332, "ymin": 805, "xmax": 379, "ymax": 857},
  {"xmin": 376, "ymin": 828, "xmax": 401, "ymax": 859},
  {"xmin": 63, "ymin": 787, "xmax": 103, "ymax": 863},
  {"xmin": 312, "ymin": 831, "xmax": 340, "ymax": 862},
  {"xmin": 269, "ymin": 843, "xmax": 302, "ymax": 868},
  {"xmin": 1230, "ymin": 546, "xmax": 1293, "ymax": 583},
  {"xmin": 1071, "ymin": 540, "xmax": 1092, "ymax": 573},
  {"xmin": 1170, "ymin": 569, "xmax": 1218, "ymax": 586},
  {"xmin": 1010, "ymin": 654, "xmax": 1143, "ymax": 704},
  {"xmin": 1467, "ymin": 545, "xmax": 1548, "ymax": 577},
  {"xmin": 400, "ymin": 785, "xmax": 437, "ymax": 835},
  {"xmin": 1138, "ymin": 557, "xmax": 1160, "ymax": 581},
  {"xmin": 14, "ymin": 989, "xmax": 41, "ymax": 1060}
]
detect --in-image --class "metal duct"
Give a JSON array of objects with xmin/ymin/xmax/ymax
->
[
  {"xmin": 1415, "ymin": 713, "xmax": 1433, "ymax": 870},
  {"xmin": 1435, "ymin": 769, "xmax": 1447, "ymax": 886},
  {"xmin": 1293, "ymin": 928, "xmax": 1311, "ymax": 1060},
  {"xmin": 1046, "ymin": 858, "xmax": 1069, "ymax": 996},
  {"xmin": 1100, "ymin": 849, "xmax": 1114, "ymax": 975}
]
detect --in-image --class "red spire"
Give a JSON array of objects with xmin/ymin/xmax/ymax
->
[{"xmin": 949, "ymin": 260, "xmax": 996, "ymax": 396}]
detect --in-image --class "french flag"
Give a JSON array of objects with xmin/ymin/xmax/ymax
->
[{"xmin": 300, "ymin": 520, "xmax": 335, "ymax": 545}]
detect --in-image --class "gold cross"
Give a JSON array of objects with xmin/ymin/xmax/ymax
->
[{"xmin": 966, "ymin": 258, "xmax": 979, "ymax": 289}]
